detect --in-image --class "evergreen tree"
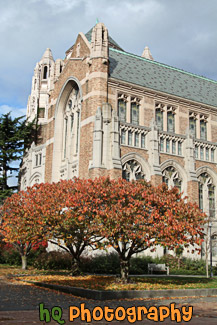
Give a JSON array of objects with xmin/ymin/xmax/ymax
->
[{"xmin": 0, "ymin": 112, "xmax": 35, "ymax": 204}]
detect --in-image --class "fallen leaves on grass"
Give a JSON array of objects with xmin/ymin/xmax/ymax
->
[{"xmin": 15, "ymin": 275, "xmax": 217, "ymax": 291}]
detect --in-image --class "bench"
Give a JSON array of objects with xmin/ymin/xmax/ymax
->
[{"xmin": 148, "ymin": 263, "xmax": 169, "ymax": 275}]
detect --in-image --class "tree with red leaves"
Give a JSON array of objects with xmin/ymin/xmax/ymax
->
[
  {"xmin": 40, "ymin": 178, "xmax": 103, "ymax": 274},
  {"xmin": 93, "ymin": 178, "xmax": 206, "ymax": 282},
  {"xmin": 0, "ymin": 187, "xmax": 45, "ymax": 269}
]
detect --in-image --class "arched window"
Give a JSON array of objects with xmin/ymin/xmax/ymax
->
[
  {"xmin": 162, "ymin": 166, "xmax": 182, "ymax": 192},
  {"xmin": 122, "ymin": 159, "xmax": 145, "ymax": 181},
  {"xmin": 43, "ymin": 66, "xmax": 48, "ymax": 79},
  {"xmin": 198, "ymin": 173, "xmax": 215, "ymax": 219}
]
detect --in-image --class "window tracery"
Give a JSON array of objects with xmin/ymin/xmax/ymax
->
[
  {"xmin": 162, "ymin": 166, "xmax": 182, "ymax": 192},
  {"xmin": 122, "ymin": 159, "xmax": 145, "ymax": 181}
]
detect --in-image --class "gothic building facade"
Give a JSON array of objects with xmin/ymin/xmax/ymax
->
[{"xmin": 20, "ymin": 23, "xmax": 217, "ymax": 261}]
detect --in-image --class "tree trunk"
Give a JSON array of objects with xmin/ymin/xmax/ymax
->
[
  {"xmin": 120, "ymin": 259, "xmax": 130, "ymax": 283},
  {"xmin": 178, "ymin": 258, "xmax": 180, "ymax": 270},
  {"xmin": 206, "ymin": 251, "xmax": 209, "ymax": 278},
  {"xmin": 71, "ymin": 257, "xmax": 82, "ymax": 276},
  {"xmin": 21, "ymin": 255, "xmax": 27, "ymax": 270}
]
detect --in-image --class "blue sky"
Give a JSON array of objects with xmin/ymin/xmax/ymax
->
[{"xmin": 1, "ymin": 0, "xmax": 217, "ymax": 185}]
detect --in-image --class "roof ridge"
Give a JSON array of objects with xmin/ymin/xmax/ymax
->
[{"xmin": 109, "ymin": 48, "xmax": 217, "ymax": 85}]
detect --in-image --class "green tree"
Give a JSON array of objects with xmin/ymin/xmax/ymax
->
[{"xmin": 0, "ymin": 112, "xmax": 35, "ymax": 204}]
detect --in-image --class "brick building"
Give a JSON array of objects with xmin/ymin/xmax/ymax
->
[{"xmin": 20, "ymin": 22, "xmax": 217, "ymax": 261}]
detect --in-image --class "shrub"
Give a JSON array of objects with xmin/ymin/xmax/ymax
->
[
  {"xmin": 130, "ymin": 256, "xmax": 154, "ymax": 274},
  {"xmin": 1, "ymin": 247, "xmax": 21, "ymax": 266},
  {"xmin": 33, "ymin": 251, "xmax": 72, "ymax": 270},
  {"xmin": 80, "ymin": 253, "xmax": 120, "ymax": 274}
]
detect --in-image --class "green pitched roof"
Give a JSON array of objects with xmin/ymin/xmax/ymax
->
[
  {"xmin": 85, "ymin": 28, "xmax": 123, "ymax": 51},
  {"xmin": 109, "ymin": 48, "xmax": 217, "ymax": 108}
]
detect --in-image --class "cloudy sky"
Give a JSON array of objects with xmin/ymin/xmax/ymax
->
[{"xmin": 1, "ymin": 0, "xmax": 217, "ymax": 118}]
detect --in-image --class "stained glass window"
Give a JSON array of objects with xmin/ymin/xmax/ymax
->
[
  {"xmin": 189, "ymin": 117, "xmax": 196, "ymax": 137},
  {"xmin": 131, "ymin": 102, "xmax": 139, "ymax": 125},
  {"xmin": 167, "ymin": 111, "xmax": 175, "ymax": 133},
  {"xmin": 141, "ymin": 134, "xmax": 145, "ymax": 148},
  {"xmin": 118, "ymin": 99, "xmax": 126, "ymax": 122},
  {"xmin": 156, "ymin": 109, "xmax": 163, "ymax": 131},
  {"xmin": 200, "ymin": 120, "xmax": 207, "ymax": 140}
]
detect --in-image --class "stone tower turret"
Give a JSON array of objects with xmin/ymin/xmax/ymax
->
[
  {"xmin": 90, "ymin": 22, "xmax": 108, "ymax": 59},
  {"xmin": 27, "ymin": 48, "xmax": 64, "ymax": 122}
]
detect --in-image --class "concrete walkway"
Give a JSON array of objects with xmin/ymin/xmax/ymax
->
[{"xmin": 0, "ymin": 277, "xmax": 217, "ymax": 324}]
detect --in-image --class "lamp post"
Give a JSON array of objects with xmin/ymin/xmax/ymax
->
[{"xmin": 209, "ymin": 222, "xmax": 213, "ymax": 278}]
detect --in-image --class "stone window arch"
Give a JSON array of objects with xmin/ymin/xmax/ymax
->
[
  {"xmin": 52, "ymin": 77, "xmax": 83, "ymax": 182},
  {"xmin": 121, "ymin": 153, "xmax": 150, "ymax": 182},
  {"xmin": 30, "ymin": 173, "xmax": 42, "ymax": 187}
]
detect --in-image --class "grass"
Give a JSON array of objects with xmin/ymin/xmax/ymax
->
[
  {"xmin": 0, "ymin": 264, "xmax": 69, "ymax": 277},
  {"xmin": 1, "ymin": 265, "xmax": 217, "ymax": 291},
  {"xmin": 1, "ymin": 265, "xmax": 216, "ymax": 291}
]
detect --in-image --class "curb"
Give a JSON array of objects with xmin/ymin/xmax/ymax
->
[{"xmin": 26, "ymin": 281, "xmax": 217, "ymax": 300}]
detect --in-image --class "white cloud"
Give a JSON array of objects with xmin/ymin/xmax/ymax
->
[{"xmin": 0, "ymin": 105, "xmax": 26, "ymax": 119}]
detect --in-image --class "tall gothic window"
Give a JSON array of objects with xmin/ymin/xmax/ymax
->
[
  {"xmin": 208, "ymin": 184, "xmax": 215, "ymax": 218},
  {"xmin": 131, "ymin": 99, "xmax": 139, "ymax": 125},
  {"xmin": 198, "ymin": 173, "xmax": 215, "ymax": 219},
  {"xmin": 200, "ymin": 116, "xmax": 207, "ymax": 140},
  {"xmin": 167, "ymin": 111, "xmax": 175, "ymax": 133},
  {"xmin": 118, "ymin": 99, "xmax": 127, "ymax": 122},
  {"xmin": 156, "ymin": 108, "xmax": 163, "ymax": 131},
  {"xmin": 189, "ymin": 113, "xmax": 196, "ymax": 137},
  {"xmin": 155, "ymin": 103, "xmax": 164, "ymax": 131},
  {"xmin": 122, "ymin": 160, "xmax": 145, "ymax": 181},
  {"xmin": 162, "ymin": 166, "xmax": 182, "ymax": 192}
]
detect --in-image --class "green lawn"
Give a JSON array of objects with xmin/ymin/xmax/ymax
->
[{"xmin": 1, "ymin": 265, "xmax": 216, "ymax": 291}]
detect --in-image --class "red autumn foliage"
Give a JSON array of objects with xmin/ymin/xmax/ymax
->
[
  {"xmin": 92, "ymin": 178, "xmax": 206, "ymax": 281},
  {"xmin": 0, "ymin": 177, "xmax": 206, "ymax": 278}
]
